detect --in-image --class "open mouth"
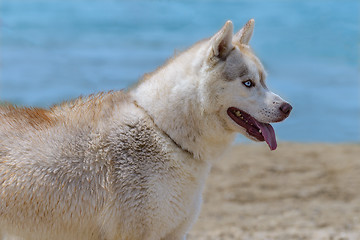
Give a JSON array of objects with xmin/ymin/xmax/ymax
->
[{"xmin": 227, "ymin": 107, "xmax": 277, "ymax": 150}]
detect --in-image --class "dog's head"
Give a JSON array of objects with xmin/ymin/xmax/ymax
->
[{"xmin": 199, "ymin": 20, "xmax": 292, "ymax": 150}]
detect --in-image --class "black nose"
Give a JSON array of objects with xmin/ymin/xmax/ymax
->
[{"xmin": 279, "ymin": 102, "xmax": 292, "ymax": 115}]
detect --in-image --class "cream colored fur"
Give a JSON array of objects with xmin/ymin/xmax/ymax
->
[{"xmin": 0, "ymin": 20, "xmax": 290, "ymax": 240}]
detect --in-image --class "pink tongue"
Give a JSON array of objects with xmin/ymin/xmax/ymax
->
[{"xmin": 255, "ymin": 122, "xmax": 277, "ymax": 151}]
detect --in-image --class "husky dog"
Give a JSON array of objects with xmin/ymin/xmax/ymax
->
[{"xmin": 0, "ymin": 20, "xmax": 291, "ymax": 240}]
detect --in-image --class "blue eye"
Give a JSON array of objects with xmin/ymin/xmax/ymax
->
[{"xmin": 242, "ymin": 80, "xmax": 254, "ymax": 88}]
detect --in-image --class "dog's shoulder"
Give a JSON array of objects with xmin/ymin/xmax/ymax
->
[{"xmin": 52, "ymin": 90, "xmax": 131, "ymax": 125}]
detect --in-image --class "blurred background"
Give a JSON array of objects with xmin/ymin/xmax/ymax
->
[{"xmin": 0, "ymin": 0, "xmax": 359, "ymax": 143}]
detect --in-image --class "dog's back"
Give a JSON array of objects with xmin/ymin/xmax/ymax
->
[
  {"xmin": 0, "ymin": 91, "xmax": 209, "ymax": 240},
  {"xmin": 0, "ymin": 92, "xmax": 124, "ymax": 239}
]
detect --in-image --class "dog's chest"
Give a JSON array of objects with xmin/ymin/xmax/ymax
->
[{"xmin": 106, "ymin": 114, "xmax": 210, "ymax": 234}]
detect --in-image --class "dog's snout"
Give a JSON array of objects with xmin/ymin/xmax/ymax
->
[{"xmin": 279, "ymin": 102, "xmax": 292, "ymax": 116}]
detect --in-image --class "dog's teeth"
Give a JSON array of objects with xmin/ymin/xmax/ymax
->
[{"xmin": 259, "ymin": 129, "xmax": 262, "ymax": 133}]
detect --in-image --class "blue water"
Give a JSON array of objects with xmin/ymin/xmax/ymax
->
[{"xmin": 1, "ymin": 0, "xmax": 359, "ymax": 143}]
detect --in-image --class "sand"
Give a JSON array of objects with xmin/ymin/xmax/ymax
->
[{"xmin": 188, "ymin": 143, "xmax": 360, "ymax": 240}]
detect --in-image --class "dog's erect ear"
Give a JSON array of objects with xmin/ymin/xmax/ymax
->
[
  {"xmin": 208, "ymin": 20, "xmax": 233, "ymax": 60},
  {"xmin": 233, "ymin": 19, "xmax": 255, "ymax": 45}
]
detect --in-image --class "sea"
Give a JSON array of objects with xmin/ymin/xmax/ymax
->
[{"xmin": 1, "ymin": 0, "xmax": 359, "ymax": 143}]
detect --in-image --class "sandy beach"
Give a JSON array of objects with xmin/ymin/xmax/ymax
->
[{"xmin": 189, "ymin": 143, "xmax": 360, "ymax": 240}]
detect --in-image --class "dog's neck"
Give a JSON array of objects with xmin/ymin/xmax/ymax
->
[{"xmin": 130, "ymin": 43, "xmax": 235, "ymax": 162}]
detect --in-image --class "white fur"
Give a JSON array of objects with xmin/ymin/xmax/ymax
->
[{"xmin": 0, "ymin": 20, "xmax": 290, "ymax": 240}]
